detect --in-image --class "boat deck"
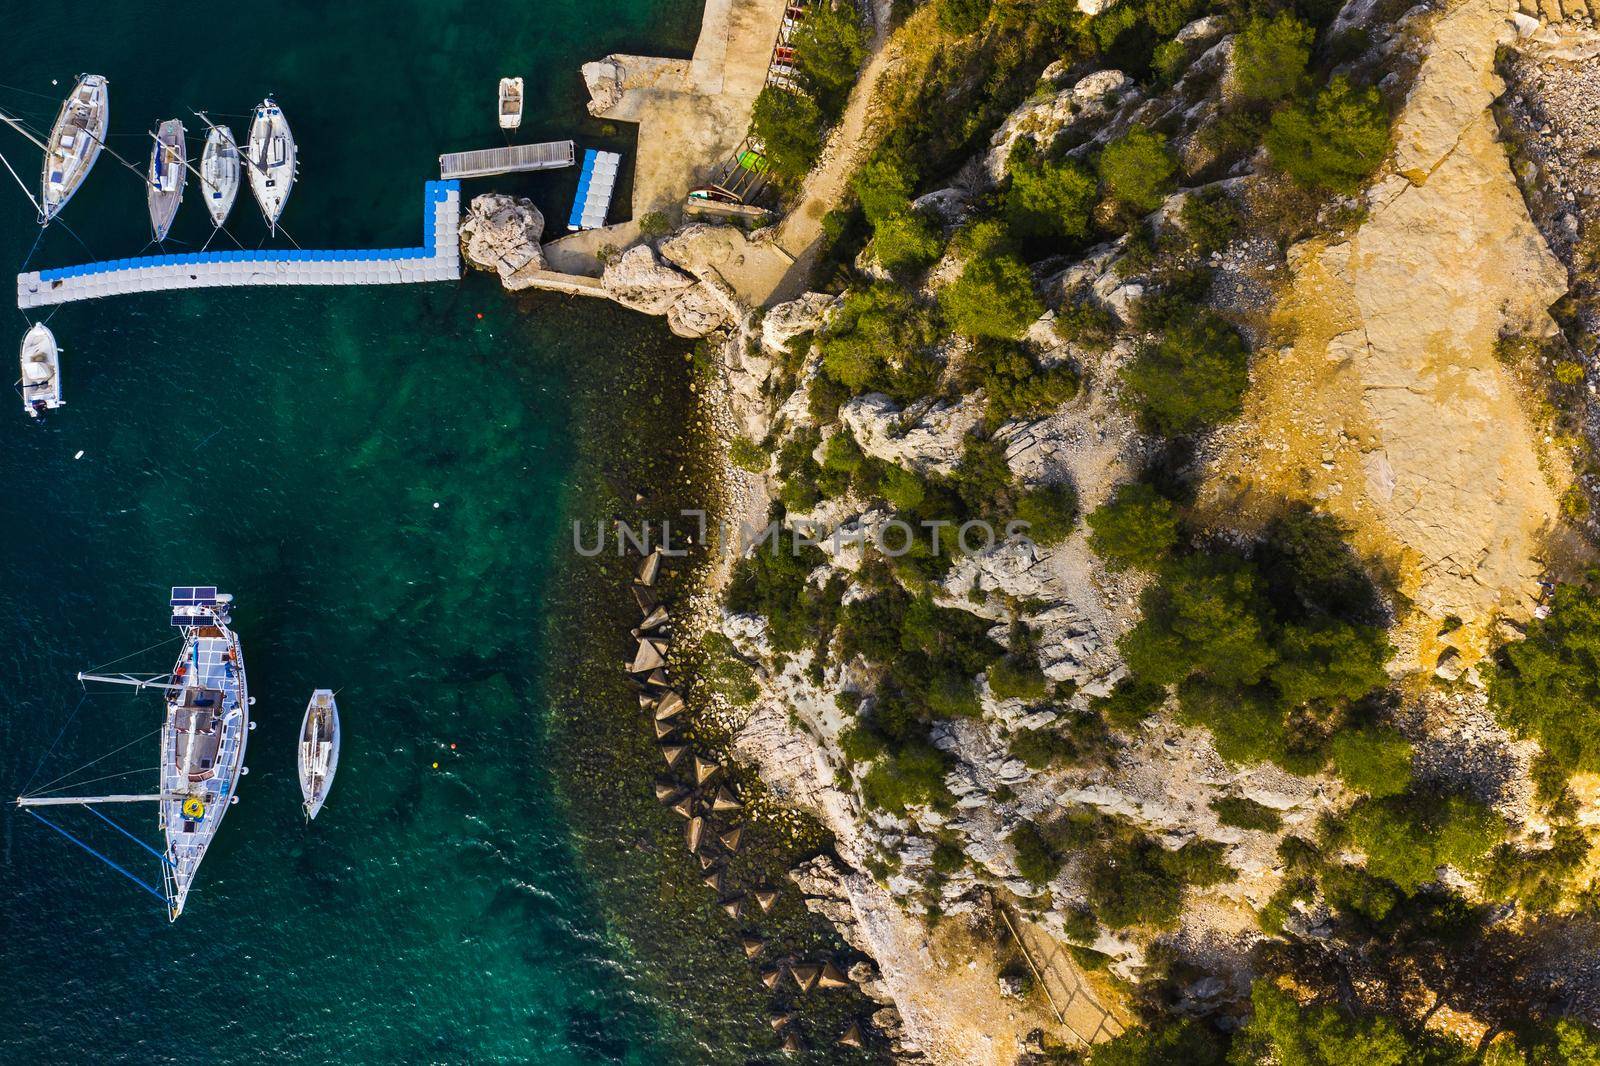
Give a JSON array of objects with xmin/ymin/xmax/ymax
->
[{"xmin": 16, "ymin": 181, "xmax": 461, "ymax": 309}]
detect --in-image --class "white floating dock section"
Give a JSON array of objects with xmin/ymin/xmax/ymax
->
[
  {"xmin": 438, "ymin": 140, "xmax": 576, "ymax": 179},
  {"xmin": 568, "ymin": 149, "xmax": 621, "ymax": 232},
  {"xmin": 16, "ymin": 181, "xmax": 463, "ymax": 310}
]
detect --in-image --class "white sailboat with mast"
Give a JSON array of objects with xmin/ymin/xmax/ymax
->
[
  {"xmin": 298, "ymin": 689, "xmax": 340, "ymax": 819},
  {"xmin": 246, "ymin": 97, "xmax": 295, "ymax": 234},
  {"xmin": 40, "ymin": 74, "xmax": 109, "ymax": 225},
  {"xmin": 197, "ymin": 116, "xmax": 240, "ymax": 227},
  {"xmin": 16, "ymin": 587, "xmax": 253, "ymax": 922}
]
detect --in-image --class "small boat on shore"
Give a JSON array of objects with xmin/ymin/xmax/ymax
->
[
  {"xmin": 498, "ymin": 77, "xmax": 523, "ymax": 130},
  {"xmin": 40, "ymin": 74, "xmax": 108, "ymax": 225},
  {"xmin": 298, "ymin": 689, "xmax": 340, "ymax": 820},
  {"xmin": 199, "ymin": 123, "xmax": 239, "ymax": 227},
  {"xmin": 247, "ymin": 98, "xmax": 296, "ymax": 234},
  {"xmin": 147, "ymin": 119, "xmax": 186, "ymax": 241},
  {"xmin": 18, "ymin": 323, "xmax": 62, "ymax": 418}
]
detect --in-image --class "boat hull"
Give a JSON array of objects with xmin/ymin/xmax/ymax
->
[
  {"xmin": 498, "ymin": 77, "xmax": 523, "ymax": 130},
  {"xmin": 200, "ymin": 125, "xmax": 240, "ymax": 228},
  {"xmin": 298, "ymin": 689, "xmax": 340, "ymax": 819},
  {"xmin": 40, "ymin": 75, "xmax": 108, "ymax": 225},
  {"xmin": 247, "ymin": 99, "xmax": 296, "ymax": 233},
  {"xmin": 19, "ymin": 323, "xmax": 61, "ymax": 417},
  {"xmin": 161, "ymin": 591, "xmax": 248, "ymax": 921},
  {"xmin": 147, "ymin": 119, "xmax": 186, "ymax": 242}
]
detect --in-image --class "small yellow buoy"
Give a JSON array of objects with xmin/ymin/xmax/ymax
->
[
  {"xmin": 432, "ymin": 761, "xmax": 439, "ymax": 769},
  {"xmin": 182, "ymin": 796, "xmax": 206, "ymax": 820}
]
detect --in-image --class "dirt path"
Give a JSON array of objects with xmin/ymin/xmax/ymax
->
[{"xmin": 1000, "ymin": 906, "xmax": 1130, "ymax": 1047}]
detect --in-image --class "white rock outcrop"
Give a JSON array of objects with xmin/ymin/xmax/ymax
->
[
  {"xmin": 458, "ymin": 194, "xmax": 548, "ymax": 290},
  {"xmin": 760, "ymin": 292, "xmax": 836, "ymax": 356},
  {"xmin": 838, "ymin": 393, "xmax": 984, "ymax": 477},
  {"xmin": 601, "ymin": 244, "xmax": 696, "ymax": 315}
]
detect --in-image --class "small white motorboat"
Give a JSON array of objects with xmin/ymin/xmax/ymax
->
[
  {"xmin": 18, "ymin": 323, "xmax": 62, "ymax": 418},
  {"xmin": 298, "ymin": 689, "xmax": 340, "ymax": 820},
  {"xmin": 147, "ymin": 119, "xmax": 186, "ymax": 241},
  {"xmin": 199, "ymin": 123, "xmax": 239, "ymax": 228},
  {"xmin": 247, "ymin": 98, "xmax": 296, "ymax": 234},
  {"xmin": 498, "ymin": 77, "xmax": 523, "ymax": 131}
]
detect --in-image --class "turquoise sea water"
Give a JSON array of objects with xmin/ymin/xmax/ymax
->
[{"xmin": 0, "ymin": 3, "xmax": 728, "ymax": 1063}]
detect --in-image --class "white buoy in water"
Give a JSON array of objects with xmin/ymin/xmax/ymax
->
[
  {"xmin": 73, "ymin": 450, "xmax": 84, "ymax": 459},
  {"xmin": 433, "ymin": 501, "xmax": 440, "ymax": 508}
]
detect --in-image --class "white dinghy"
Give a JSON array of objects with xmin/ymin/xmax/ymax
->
[
  {"xmin": 18, "ymin": 323, "xmax": 61, "ymax": 418},
  {"xmin": 498, "ymin": 77, "xmax": 524, "ymax": 130}
]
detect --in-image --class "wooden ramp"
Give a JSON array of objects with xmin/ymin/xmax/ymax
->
[{"xmin": 438, "ymin": 140, "xmax": 576, "ymax": 179}]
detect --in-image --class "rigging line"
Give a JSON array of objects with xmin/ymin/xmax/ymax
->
[
  {"xmin": 22, "ymin": 725, "xmax": 163, "ymax": 797},
  {"xmin": 52, "ymin": 216, "xmax": 96, "ymax": 260},
  {"xmin": 26, "ymin": 765, "xmax": 161, "ymax": 798},
  {"xmin": 19, "ymin": 690, "xmax": 88, "ymax": 794},
  {"xmin": 84, "ymin": 634, "xmax": 180, "ymax": 674},
  {"xmin": 0, "ymin": 143, "xmax": 44, "ymax": 217},
  {"xmin": 22, "ymin": 810, "xmax": 168, "ymax": 905},
  {"xmin": 17, "ymin": 222, "xmax": 46, "ymax": 275},
  {"xmin": 84, "ymin": 805, "xmax": 175, "ymax": 867},
  {"xmin": 0, "ymin": 80, "xmax": 62, "ymax": 102}
]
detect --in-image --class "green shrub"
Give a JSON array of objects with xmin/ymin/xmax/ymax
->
[
  {"xmin": 1097, "ymin": 127, "xmax": 1178, "ymax": 215},
  {"xmin": 1329, "ymin": 726, "xmax": 1412, "ymax": 798},
  {"xmin": 1268, "ymin": 621, "xmax": 1392, "ymax": 708},
  {"xmin": 931, "ymin": 838, "xmax": 967, "ymax": 875},
  {"xmin": 1482, "ymin": 825, "xmax": 1589, "ymax": 911},
  {"xmin": 1087, "ymin": 483, "xmax": 1181, "ymax": 571},
  {"xmin": 1179, "ymin": 187, "xmax": 1241, "ymax": 255},
  {"xmin": 1086, "ymin": 834, "xmax": 1185, "ymax": 928},
  {"xmin": 966, "ymin": 342, "xmax": 1080, "ymax": 425},
  {"xmin": 873, "ymin": 209, "xmax": 944, "ymax": 274},
  {"xmin": 989, "ymin": 654, "xmax": 1050, "ymax": 702},
  {"xmin": 839, "ymin": 723, "xmax": 887, "ymax": 764},
  {"xmin": 880, "ymin": 462, "xmax": 928, "ymax": 512},
  {"xmin": 936, "ymin": 0, "xmax": 991, "ymax": 33},
  {"xmin": 1094, "ymin": 677, "xmax": 1168, "ymax": 728},
  {"xmin": 1055, "ymin": 289, "xmax": 1120, "ymax": 348},
  {"xmin": 1258, "ymin": 505, "xmax": 1380, "ymax": 622},
  {"xmin": 1009, "ymin": 820, "xmax": 1066, "ymax": 885},
  {"xmin": 1010, "ymin": 726, "xmax": 1080, "ymax": 769},
  {"xmin": 1265, "ymin": 75, "xmax": 1390, "ymax": 193},
  {"xmin": 727, "ymin": 542, "xmax": 837, "ymax": 652},
  {"xmin": 1177, "ymin": 679, "xmax": 1325, "ymax": 775},
  {"xmin": 819, "ymin": 284, "xmax": 942, "ymax": 399},
  {"xmin": 1491, "ymin": 580, "xmax": 1600, "ymax": 778},
  {"xmin": 1320, "ymin": 862, "xmax": 1401, "ymax": 923},
  {"xmin": 1120, "ymin": 311, "xmax": 1251, "ymax": 436},
  {"xmin": 1211, "ymin": 795, "xmax": 1282, "ymax": 831},
  {"xmin": 638, "ymin": 210, "xmax": 672, "ymax": 238},
  {"xmin": 860, "ymin": 738, "xmax": 954, "ymax": 814},
  {"xmin": 1121, "ymin": 554, "xmax": 1277, "ymax": 689},
  {"xmin": 751, "ymin": 86, "xmax": 824, "ymax": 183},
  {"xmin": 1232, "ymin": 982, "xmax": 1416, "ymax": 1066},
  {"xmin": 948, "ymin": 435, "xmax": 1017, "ymax": 520},
  {"xmin": 854, "ymin": 155, "xmax": 918, "ymax": 226},
  {"xmin": 1004, "ymin": 137, "xmax": 1097, "ymax": 241},
  {"xmin": 729, "ymin": 435, "xmax": 769, "ymax": 473},
  {"xmin": 1345, "ymin": 791, "xmax": 1503, "ymax": 892},
  {"xmin": 793, "ymin": 2, "xmax": 868, "ymax": 117},
  {"xmin": 1161, "ymin": 839, "xmax": 1237, "ymax": 887},
  {"xmin": 939, "ymin": 222, "xmax": 1044, "ymax": 340},
  {"xmin": 1088, "ymin": 1019, "xmax": 1226, "ymax": 1066},
  {"xmin": 1232, "ymin": 14, "xmax": 1314, "ymax": 103},
  {"xmin": 1015, "ymin": 483, "xmax": 1079, "ymax": 546}
]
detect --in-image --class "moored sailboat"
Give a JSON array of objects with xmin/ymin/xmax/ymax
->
[
  {"xmin": 40, "ymin": 74, "xmax": 108, "ymax": 225},
  {"xmin": 298, "ymin": 689, "xmax": 340, "ymax": 819},
  {"xmin": 18, "ymin": 323, "xmax": 62, "ymax": 418},
  {"xmin": 15, "ymin": 587, "xmax": 252, "ymax": 922},
  {"xmin": 147, "ymin": 119, "xmax": 185, "ymax": 241},
  {"xmin": 246, "ymin": 98, "xmax": 296, "ymax": 233},
  {"xmin": 199, "ymin": 122, "xmax": 239, "ymax": 227}
]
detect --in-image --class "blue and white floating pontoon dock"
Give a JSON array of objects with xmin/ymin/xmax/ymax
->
[
  {"xmin": 16, "ymin": 181, "xmax": 462, "ymax": 310},
  {"xmin": 567, "ymin": 149, "xmax": 621, "ymax": 232}
]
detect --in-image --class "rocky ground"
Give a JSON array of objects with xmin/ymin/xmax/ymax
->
[{"xmin": 459, "ymin": 0, "xmax": 1600, "ymax": 1057}]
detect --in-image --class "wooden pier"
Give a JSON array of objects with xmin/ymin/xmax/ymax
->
[{"xmin": 438, "ymin": 140, "xmax": 576, "ymax": 179}]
